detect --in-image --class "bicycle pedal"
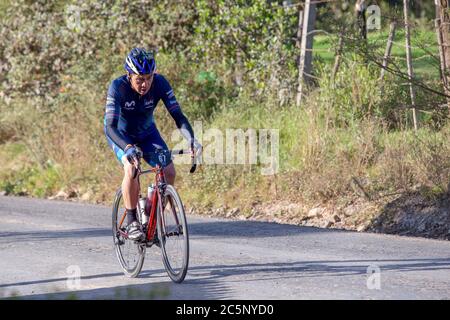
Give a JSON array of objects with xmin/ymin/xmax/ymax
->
[
  {"xmin": 115, "ymin": 238, "xmax": 125, "ymax": 246},
  {"xmin": 149, "ymin": 237, "xmax": 161, "ymax": 248},
  {"xmin": 133, "ymin": 236, "xmax": 146, "ymax": 244}
]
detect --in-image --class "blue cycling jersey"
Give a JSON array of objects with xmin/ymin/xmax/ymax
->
[{"xmin": 104, "ymin": 74, "xmax": 194, "ymax": 151}]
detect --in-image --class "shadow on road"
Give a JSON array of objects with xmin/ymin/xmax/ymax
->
[
  {"xmin": 188, "ymin": 219, "xmax": 343, "ymax": 238},
  {"xmin": 2, "ymin": 257, "xmax": 449, "ymax": 300},
  {"xmin": 186, "ymin": 257, "xmax": 450, "ymax": 283},
  {"xmin": 0, "ymin": 271, "xmax": 128, "ymax": 289},
  {"xmin": 0, "ymin": 228, "xmax": 110, "ymax": 242},
  {"xmin": 0, "ymin": 218, "xmax": 342, "ymax": 243},
  {"xmin": 2, "ymin": 281, "xmax": 172, "ymax": 300},
  {"xmin": 1, "ymin": 276, "xmax": 231, "ymax": 300}
]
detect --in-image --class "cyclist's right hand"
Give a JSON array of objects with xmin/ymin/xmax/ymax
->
[{"xmin": 124, "ymin": 145, "xmax": 139, "ymax": 165}]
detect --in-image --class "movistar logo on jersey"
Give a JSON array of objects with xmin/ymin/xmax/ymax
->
[
  {"xmin": 124, "ymin": 101, "xmax": 135, "ymax": 110},
  {"xmin": 144, "ymin": 99, "xmax": 154, "ymax": 109}
]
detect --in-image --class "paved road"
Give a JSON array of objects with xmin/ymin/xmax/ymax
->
[{"xmin": 0, "ymin": 195, "xmax": 449, "ymax": 300}]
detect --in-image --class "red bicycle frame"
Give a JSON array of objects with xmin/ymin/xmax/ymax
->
[
  {"xmin": 144, "ymin": 165, "xmax": 165, "ymax": 241},
  {"xmin": 117, "ymin": 148, "xmax": 195, "ymax": 242}
]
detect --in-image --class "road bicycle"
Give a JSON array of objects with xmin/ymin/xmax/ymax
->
[{"xmin": 112, "ymin": 147, "xmax": 196, "ymax": 283}]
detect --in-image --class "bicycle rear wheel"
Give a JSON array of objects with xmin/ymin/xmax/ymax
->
[
  {"xmin": 157, "ymin": 184, "xmax": 189, "ymax": 283},
  {"xmin": 112, "ymin": 188, "xmax": 145, "ymax": 278}
]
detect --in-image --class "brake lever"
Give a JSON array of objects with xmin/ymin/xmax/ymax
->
[
  {"xmin": 189, "ymin": 149, "xmax": 197, "ymax": 174},
  {"xmin": 131, "ymin": 155, "xmax": 140, "ymax": 179}
]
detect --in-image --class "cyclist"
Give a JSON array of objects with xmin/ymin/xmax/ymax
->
[{"xmin": 104, "ymin": 48, "xmax": 200, "ymax": 241}]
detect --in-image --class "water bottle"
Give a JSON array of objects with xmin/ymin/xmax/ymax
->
[
  {"xmin": 139, "ymin": 196, "xmax": 148, "ymax": 225},
  {"xmin": 147, "ymin": 184, "xmax": 155, "ymax": 202}
]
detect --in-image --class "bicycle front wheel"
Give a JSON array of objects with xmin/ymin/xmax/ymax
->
[
  {"xmin": 157, "ymin": 184, "xmax": 189, "ymax": 283},
  {"xmin": 112, "ymin": 188, "xmax": 145, "ymax": 278}
]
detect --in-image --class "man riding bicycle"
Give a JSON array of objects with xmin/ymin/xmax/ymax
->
[{"xmin": 104, "ymin": 48, "xmax": 200, "ymax": 241}]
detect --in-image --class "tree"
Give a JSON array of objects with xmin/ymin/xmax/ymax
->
[
  {"xmin": 355, "ymin": 0, "xmax": 367, "ymax": 40},
  {"xmin": 436, "ymin": 0, "xmax": 450, "ymax": 110}
]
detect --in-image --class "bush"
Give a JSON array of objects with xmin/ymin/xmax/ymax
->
[{"xmin": 0, "ymin": 0, "xmax": 449, "ymax": 212}]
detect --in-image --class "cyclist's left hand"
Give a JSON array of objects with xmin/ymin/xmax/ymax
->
[{"xmin": 190, "ymin": 140, "xmax": 202, "ymax": 162}]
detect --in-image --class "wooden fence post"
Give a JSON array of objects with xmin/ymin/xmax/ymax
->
[
  {"xmin": 380, "ymin": 20, "xmax": 397, "ymax": 82},
  {"xmin": 296, "ymin": 0, "xmax": 317, "ymax": 107},
  {"xmin": 404, "ymin": 0, "xmax": 418, "ymax": 131},
  {"xmin": 436, "ymin": 0, "xmax": 450, "ymax": 110}
]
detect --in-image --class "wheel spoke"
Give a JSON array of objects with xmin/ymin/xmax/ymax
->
[
  {"xmin": 112, "ymin": 189, "xmax": 145, "ymax": 278},
  {"xmin": 158, "ymin": 185, "xmax": 189, "ymax": 283}
]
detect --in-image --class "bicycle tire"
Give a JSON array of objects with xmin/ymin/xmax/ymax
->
[
  {"xmin": 112, "ymin": 188, "xmax": 146, "ymax": 278},
  {"xmin": 157, "ymin": 184, "xmax": 189, "ymax": 283}
]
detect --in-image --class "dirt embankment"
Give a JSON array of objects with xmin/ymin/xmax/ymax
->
[{"xmin": 191, "ymin": 192, "xmax": 450, "ymax": 241}]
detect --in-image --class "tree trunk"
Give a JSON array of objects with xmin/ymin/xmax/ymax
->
[
  {"xmin": 436, "ymin": 0, "xmax": 450, "ymax": 110},
  {"xmin": 380, "ymin": 20, "xmax": 397, "ymax": 82},
  {"xmin": 296, "ymin": 0, "xmax": 316, "ymax": 107},
  {"xmin": 296, "ymin": 8, "xmax": 303, "ymax": 65},
  {"xmin": 331, "ymin": 28, "xmax": 345, "ymax": 84},
  {"xmin": 234, "ymin": 49, "xmax": 243, "ymax": 87},
  {"xmin": 404, "ymin": 0, "xmax": 418, "ymax": 131},
  {"xmin": 355, "ymin": 0, "xmax": 367, "ymax": 40},
  {"xmin": 435, "ymin": 13, "xmax": 447, "ymax": 84}
]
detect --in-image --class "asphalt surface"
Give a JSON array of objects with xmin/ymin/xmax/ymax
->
[{"xmin": 0, "ymin": 195, "xmax": 449, "ymax": 300}]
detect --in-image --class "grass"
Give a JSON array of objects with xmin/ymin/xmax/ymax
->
[{"xmin": 0, "ymin": 142, "xmax": 62, "ymax": 197}]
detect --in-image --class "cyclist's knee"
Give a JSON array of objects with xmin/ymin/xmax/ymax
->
[
  {"xmin": 164, "ymin": 163, "xmax": 176, "ymax": 182},
  {"xmin": 123, "ymin": 161, "xmax": 136, "ymax": 180}
]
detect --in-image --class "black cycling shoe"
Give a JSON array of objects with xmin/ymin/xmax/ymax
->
[{"xmin": 126, "ymin": 221, "xmax": 144, "ymax": 241}]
